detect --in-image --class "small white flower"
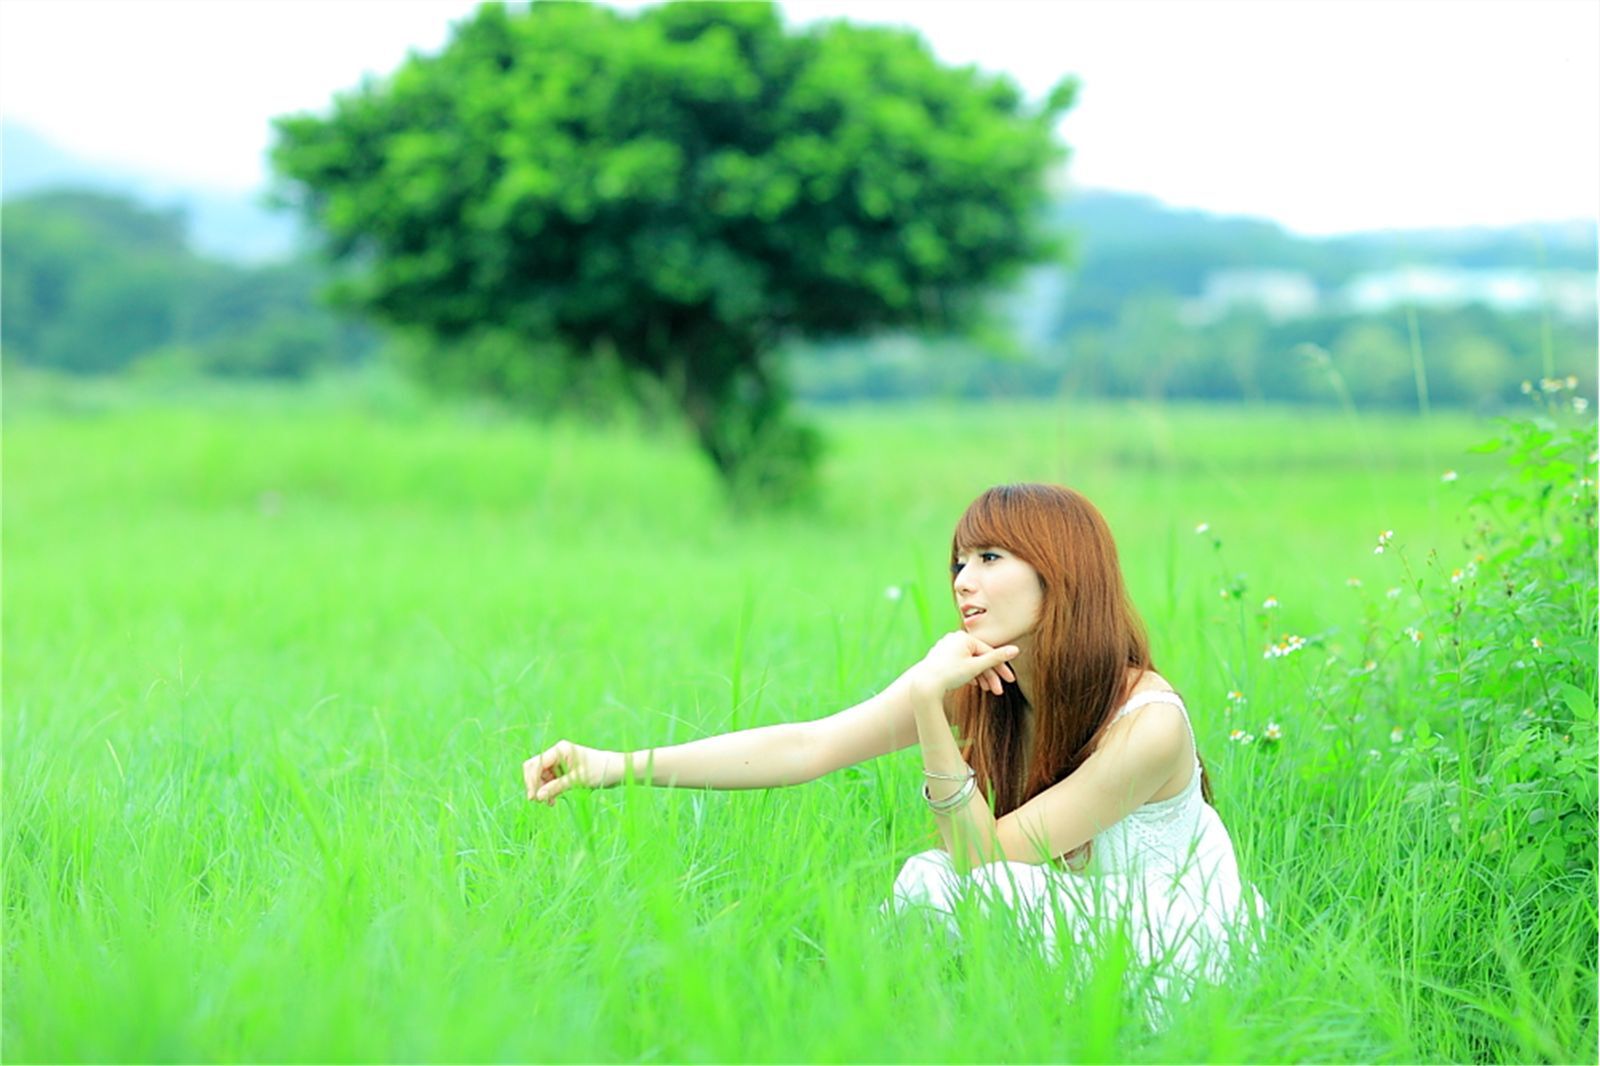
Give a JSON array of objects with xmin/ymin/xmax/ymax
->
[
  {"xmin": 1263, "ymin": 634, "xmax": 1306, "ymax": 660},
  {"xmin": 1440, "ymin": 470, "xmax": 1458, "ymax": 483},
  {"xmin": 1541, "ymin": 377, "xmax": 1565, "ymax": 393},
  {"xmin": 1450, "ymin": 569, "xmax": 1464, "ymax": 584},
  {"xmin": 1404, "ymin": 626, "xmax": 1423, "ymax": 644},
  {"xmin": 1219, "ymin": 588, "xmax": 1230, "ymax": 599},
  {"xmin": 883, "ymin": 585, "xmax": 903, "ymax": 602},
  {"xmin": 1386, "ymin": 587, "xmax": 1402, "ymax": 600},
  {"xmin": 1366, "ymin": 749, "xmax": 1382, "ymax": 760},
  {"xmin": 1531, "ymin": 636, "xmax": 1543, "ymax": 651},
  {"xmin": 1567, "ymin": 375, "xmax": 1579, "ymax": 389},
  {"xmin": 1362, "ymin": 660, "xmax": 1377, "ymax": 673},
  {"xmin": 1346, "ymin": 577, "xmax": 1362, "ymax": 588},
  {"xmin": 1262, "ymin": 596, "xmax": 1279, "ymax": 610},
  {"xmin": 1574, "ymin": 397, "xmax": 1590, "ymax": 414},
  {"xmin": 1227, "ymin": 690, "xmax": 1246, "ymax": 704},
  {"xmin": 1390, "ymin": 726, "xmax": 1405, "ymax": 744},
  {"xmin": 1263, "ymin": 722, "xmax": 1282, "ymax": 742},
  {"xmin": 1194, "ymin": 522, "xmax": 1210, "ymax": 535},
  {"xmin": 1520, "ymin": 380, "xmax": 1533, "ymax": 395}
]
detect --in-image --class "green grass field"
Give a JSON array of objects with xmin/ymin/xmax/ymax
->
[{"xmin": 4, "ymin": 378, "xmax": 1595, "ymax": 1063}]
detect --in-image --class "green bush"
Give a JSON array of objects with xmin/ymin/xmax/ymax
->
[
  {"xmin": 1197, "ymin": 381, "xmax": 1597, "ymax": 1057},
  {"xmin": 1427, "ymin": 383, "xmax": 1598, "ymax": 886}
]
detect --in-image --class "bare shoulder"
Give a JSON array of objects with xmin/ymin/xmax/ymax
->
[
  {"xmin": 1102, "ymin": 670, "xmax": 1188, "ymax": 754},
  {"xmin": 1124, "ymin": 667, "xmax": 1179, "ymax": 702},
  {"xmin": 1104, "ymin": 696, "xmax": 1187, "ymax": 751}
]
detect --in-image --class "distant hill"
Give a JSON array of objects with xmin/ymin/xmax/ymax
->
[
  {"xmin": 4, "ymin": 121, "xmax": 1594, "ymax": 280},
  {"xmin": 1051, "ymin": 188, "xmax": 1598, "ymax": 289},
  {"xmin": 1, "ymin": 122, "xmax": 301, "ymax": 263}
]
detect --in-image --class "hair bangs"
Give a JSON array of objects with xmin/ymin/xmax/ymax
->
[{"xmin": 953, "ymin": 485, "xmax": 1033, "ymax": 556}]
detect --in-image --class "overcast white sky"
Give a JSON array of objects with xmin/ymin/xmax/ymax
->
[{"xmin": 1, "ymin": 0, "xmax": 1596, "ymax": 235}]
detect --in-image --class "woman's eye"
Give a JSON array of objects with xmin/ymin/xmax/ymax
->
[{"xmin": 980, "ymin": 552, "xmax": 1001, "ymax": 563}]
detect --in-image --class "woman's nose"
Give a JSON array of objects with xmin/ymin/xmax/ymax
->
[{"xmin": 953, "ymin": 566, "xmax": 975, "ymax": 595}]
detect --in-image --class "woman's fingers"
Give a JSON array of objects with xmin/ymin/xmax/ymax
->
[
  {"xmin": 972, "ymin": 646, "xmax": 1019, "ymax": 691},
  {"xmin": 970, "ymin": 668, "xmax": 1007, "ymax": 695},
  {"xmin": 535, "ymin": 771, "xmax": 579, "ymax": 806},
  {"xmin": 932, "ymin": 633, "xmax": 1018, "ymax": 696},
  {"xmin": 981, "ymin": 645, "xmax": 1020, "ymax": 671},
  {"xmin": 526, "ymin": 741, "xmax": 574, "ymax": 801}
]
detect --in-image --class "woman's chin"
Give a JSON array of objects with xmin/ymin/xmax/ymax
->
[{"xmin": 968, "ymin": 622, "xmax": 1017, "ymax": 646}]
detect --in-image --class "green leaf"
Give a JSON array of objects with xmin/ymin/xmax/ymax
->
[
  {"xmin": 1542, "ymin": 835, "xmax": 1570, "ymax": 868},
  {"xmin": 1557, "ymin": 682, "xmax": 1597, "ymax": 722}
]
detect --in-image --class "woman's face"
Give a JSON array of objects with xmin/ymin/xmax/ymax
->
[{"xmin": 951, "ymin": 546, "xmax": 1045, "ymax": 648}]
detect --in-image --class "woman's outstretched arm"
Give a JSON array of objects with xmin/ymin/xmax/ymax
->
[{"xmin": 524, "ymin": 673, "xmax": 926, "ymax": 806}]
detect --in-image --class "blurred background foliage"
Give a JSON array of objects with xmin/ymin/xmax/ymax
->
[
  {"xmin": 1, "ymin": 189, "xmax": 377, "ymax": 379},
  {"xmin": 1, "ymin": 0, "xmax": 1595, "ymax": 499}
]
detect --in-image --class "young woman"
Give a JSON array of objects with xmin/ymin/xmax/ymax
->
[{"xmin": 523, "ymin": 483, "xmax": 1261, "ymax": 995}]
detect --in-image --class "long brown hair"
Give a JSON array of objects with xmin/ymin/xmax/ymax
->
[{"xmin": 948, "ymin": 484, "xmax": 1212, "ymax": 850}]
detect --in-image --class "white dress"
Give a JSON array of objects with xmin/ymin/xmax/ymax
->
[{"xmin": 885, "ymin": 690, "xmax": 1266, "ymax": 1008}]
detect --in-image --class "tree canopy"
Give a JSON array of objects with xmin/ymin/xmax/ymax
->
[{"xmin": 270, "ymin": 0, "xmax": 1073, "ymax": 496}]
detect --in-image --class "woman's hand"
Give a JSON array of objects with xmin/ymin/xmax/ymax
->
[
  {"xmin": 907, "ymin": 632, "xmax": 1020, "ymax": 703},
  {"xmin": 523, "ymin": 740, "xmax": 623, "ymax": 806}
]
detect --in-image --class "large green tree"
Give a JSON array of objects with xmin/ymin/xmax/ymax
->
[{"xmin": 270, "ymin": 0, "xmax": 1072, "ymax": 495}]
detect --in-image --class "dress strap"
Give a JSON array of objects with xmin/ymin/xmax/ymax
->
[{"xmin": 1114, "ymin": 689, "xmax": 1187, "ymax": 720}]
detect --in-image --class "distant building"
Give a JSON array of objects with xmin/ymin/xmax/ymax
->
[
  {"xmin": 1181, "ymin": 270, "xmax": 1321, "ymax": 325},
  {"xmin": 1340, "ymin": 267, "xmax": 1597, "ymax": 320}
]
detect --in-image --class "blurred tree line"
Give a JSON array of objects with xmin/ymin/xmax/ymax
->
[
  {"xmin": 792, "ymin": 191, "xmax": 1598, "ymax": 408},
  {"xmin": 4, "ymin": 186, "xmax": 1591, "ymax": 414},
  {"xmin": 790, "ymin": 299, "xmax": 1598, "ymax": 409},
  {"xmin": 1, "ymin": 189, "xmax": 375, "ymax": 379}
]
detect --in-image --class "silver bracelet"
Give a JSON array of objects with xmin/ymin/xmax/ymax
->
[
  {"xmin": 924, "ymin": 774, "xmax": 978, "ymax": 814},
  {"xmin": 922, "ymin": 766, "xmax": 974, "ymax": 782}
]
